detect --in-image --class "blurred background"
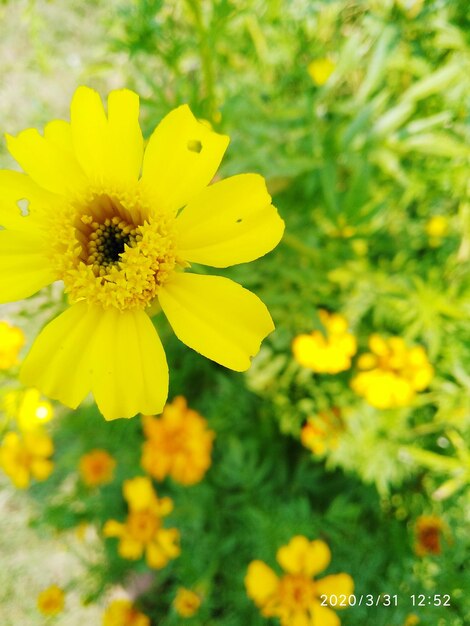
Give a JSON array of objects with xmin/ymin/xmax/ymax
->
[{"xmin": 0, "ymin": 0, "xmax": 469, "ymax": 624}]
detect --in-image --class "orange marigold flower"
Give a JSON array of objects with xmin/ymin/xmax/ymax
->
[
  {"xmin": 37, "ymin": 585, "xmax": 65, "ymax": 616},
  {"xmin": 0, "ymin": 429, "xmax": 53, "ymax": 488},
  {"xmin": 103, "ymin": 476, "xmax": 180, "ymax": 569},
  {"xmin": 415, "ymin": 515, "xmax": 444, "ymax": 557},
  {"xmin": 351, "ymin": 335, "xmax": 433, "ymax": 409},
  {"xmin": 292, "ymin": 310, "xmax": 357, "ymax": 374},
  {"xmin": 0, "ymin": 320, "xmax": 25, "ymax": 369},
  {"xmin": 79, "ymin": 448, "xmax": 116, "ymax": 487},
  {"xmin": 173, "ymin": 587, "xmax": 202, "ymax": 618},
  {"xmin": 141, "ymin": 396, "xmax": 215, "ymax": 485},
  {"xmin": 301, "ymin": 408, "xmax": 344, "ymax": 457},
  {"xmin": 245, "ymin": 535, "xmax": 353, "ymax": 625},
  {"xmin": 102, "ymin": 599, "xmax": 150, "ymax": 626}
]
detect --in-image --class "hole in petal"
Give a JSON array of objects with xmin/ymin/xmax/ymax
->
[
  {"xmin": 17, "ymin": 199, "xmax": 30, "ymax": 216},
  {"xmin": 187, "ymin": 139, "xmax": 203, "ymax": 153}
]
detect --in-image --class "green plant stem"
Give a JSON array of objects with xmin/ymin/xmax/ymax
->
[{"xmin": 185, "ymin": 0, "xmax": 216, "ymax": 120}]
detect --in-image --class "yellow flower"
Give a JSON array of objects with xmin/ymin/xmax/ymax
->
[
  {"xmin": 0, "ymin": 87, "xmax": 285, "ymax": 421},
  {"xmin": 351, "ymin": 335, "xmax": 433, "ymax": 408},
  {"xmin": 307, "ymin": 58, "xmax": 336, "ymax": 85},
  {"xmin": 292, "ymin": 310, "xmax": 357, "ymax": 374},
  {"xmin": 103, "ymin": 599, "xmax": 150, "ymax": 626},
  {"xmin": 141, "ymin": 396, "xmax": 215, "ymax": 485},
  {"xmin": 3, "ymin": 388, "xmax": 54, "ymax": 431},
  {"xmin": 414, "ymin": 515, "xmax": 444, "ymax": 557},
  {"xmin": 79, "ymin": 449, "xmax": 116, "ymax": 487},
  {"xmin": 0, "ymin": 429, "xmax": 53, "ymax": 488},
  {"xmin": 173, "ymin": 588, "xmax": 202, "ymax": 618},
  {"xmin": 103, "ymin": 476, "xmax": 180, "ymax": 569},
  {"xmin": 425, "ymin": 215, "xmax": 449, "ymax": 247},
  {"xmin": 301, "ymin": 408, "xmax": 343, "ymax": 457},
  {"xmin": 37, "ymin": 585, "xmax": 65, "ymax": 616},
  {"xmin": 245, "ymin": 535, "xmax": 353, "ymax": 626},
  {"xmin": 404, "ymin": 614, "xmax": 420, "ymax": 626},
  {"xmin": 0, "ymin": 320, "xmax": 25, "ymax": 369}
]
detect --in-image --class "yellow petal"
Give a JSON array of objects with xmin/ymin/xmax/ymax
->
[
  {"xmin": 6, "ymin": 127, "xmax": 85, "ymax": 195},
  {"xmin": 310, "ymin": 600, "xmax": 340, "ymax": 626},
  {"xmin": 156, "ymin": 527, "xmax": 180, "ymax": 558},
  {"xmin": 141, "ymin": 105, "xmax": 229, "ymax": 213},
  {"xmin": 119, "ymin": 537, "xmax": 144, "ymax": 560},
  {"xmin": 176, "ymin": 174, "xmax": 284, "ymax": 267},
  {"xmin": 145, "ymin": 542, "xmax": 169, "ymax": 569},
  {"xmin": 245, "ymin": 560, "xmax": 279, "ymax": 605},
  {"xmin": 103, "ymin": 519, "xmax": 124, "ymax": 538},
  {"xmin": 21, "ymin": 304, "xmax": 168, "ymax": 420},
  {"xmin": 90, "ymin": 308, "xmax": 168, "ymax": 420},
  {"xmin": 31, "ymin": 459, "xmax": 54, "ymax": 481},
  {"xmin": 107, "ymin": 89, "xmax": 144, "ymax": 184},
  {"xmin": 70, "ymin": 86, "xmax": 108, "ymax": 183},
  {"xmin": 315, "ymin": 574, "xmax": 354, "ymax": 608},
  {"xmin": 276, "ymin": 537, "xmax": 331, "ymax": 577},
  {"xmin": 44, "ymin": 120, "xmax": 74, "ymax": 154},
  {"xmin": 20, "ymin": 302, "xmax": 97, "ymax": 409},
  {"xmin": 159, "ymin": 273, "xmax": 274, "ymax": 371},
  {"xmin": 0, "ymin": 229, "xmax": 56, "ymax": 303},
  {"xmin": 123, "ymin": 476, "xmax": 156, "ymax": 511}
]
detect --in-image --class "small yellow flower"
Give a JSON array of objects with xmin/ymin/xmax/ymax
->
[
  {"xmin": 3, "ymin": 388, "xmax": 54, "ymax": 431},
  {"xmin": 0, "ymin": 429, "xmax": 53, "ymax": 488},
  {"xmin": 1, "ymin": 86, "xmax": 284, "ymax": 420},
  {"xmin": 174, "ymin": 588, "xmax": 202, "ymax": 618},
  {"xmin": 141, "ymin": 396, "xmax": 215, "ymax": 485},
  {"xmin": 103, "ymin": 476, "xmax": 180, "ymax": 569},
  {"xmin": 307, "ymin": 58, "xmax": 336, "ymax": 85},
  {"xmin": 404, "ymin": 614, "xmax": 420, "ymax": 626},
  {"xmin": 292, "ymin": 310, "xmax": 357, "ymax": 374},
  {"xmin": 37, "ymin": 585, "xmax": 65, "ymax": 616},
  {"xmin": 415, "ymin": 515, "xmax": 444, "ymax": 557},
  {"xmin": 0, "ymin": 320, "xmax": 25, "ymax": 369},
  {"xmin": 79, "ymin": 449, "xmax": 116, "ymax": 487},
  {"xmin": 102, "ymin": 599, "xmax": 150, "ymax": 626},
  {"xmin": 425, "ymin": 215, "xmax": 449, "ymax": 247},
  {"xmin": 351, "ymin": 335, "xmax": 433, "ymax": 408},
  {"xmin": 245, "ymin": 535, "xmax": 353, "ymax": 625},
  {"xmin": 301, "ymin": 408, "xmax": 343, "ymax": 457}
]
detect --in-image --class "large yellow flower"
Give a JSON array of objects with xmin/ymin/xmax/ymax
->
[
  {"xmin": 245, "ymin": 535, "xmax": 353, "ymax": 626},
  {"xmin": 103, "ymin": 476, "xmax": 180, "ymax": 569},
  {"xmin": 0, "ymin": 87, "xmax": 284, "ymax": 420}
]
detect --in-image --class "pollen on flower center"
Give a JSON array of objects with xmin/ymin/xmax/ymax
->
[
  {"xmin": 51, "ymin": 190, "xmax": 181, "ymax": 311},
  {"xmin": 278, "ymin": 575, "xmax": 315, "ymax": 610},
  {"xmin": 85, "ymin": 217, "xmax": 139, "ymax": 275}
]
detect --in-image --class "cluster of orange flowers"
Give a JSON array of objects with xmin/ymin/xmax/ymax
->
[{"xmin": 141, "ymin": 396, "xmax": 215, "ymax": 485}]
